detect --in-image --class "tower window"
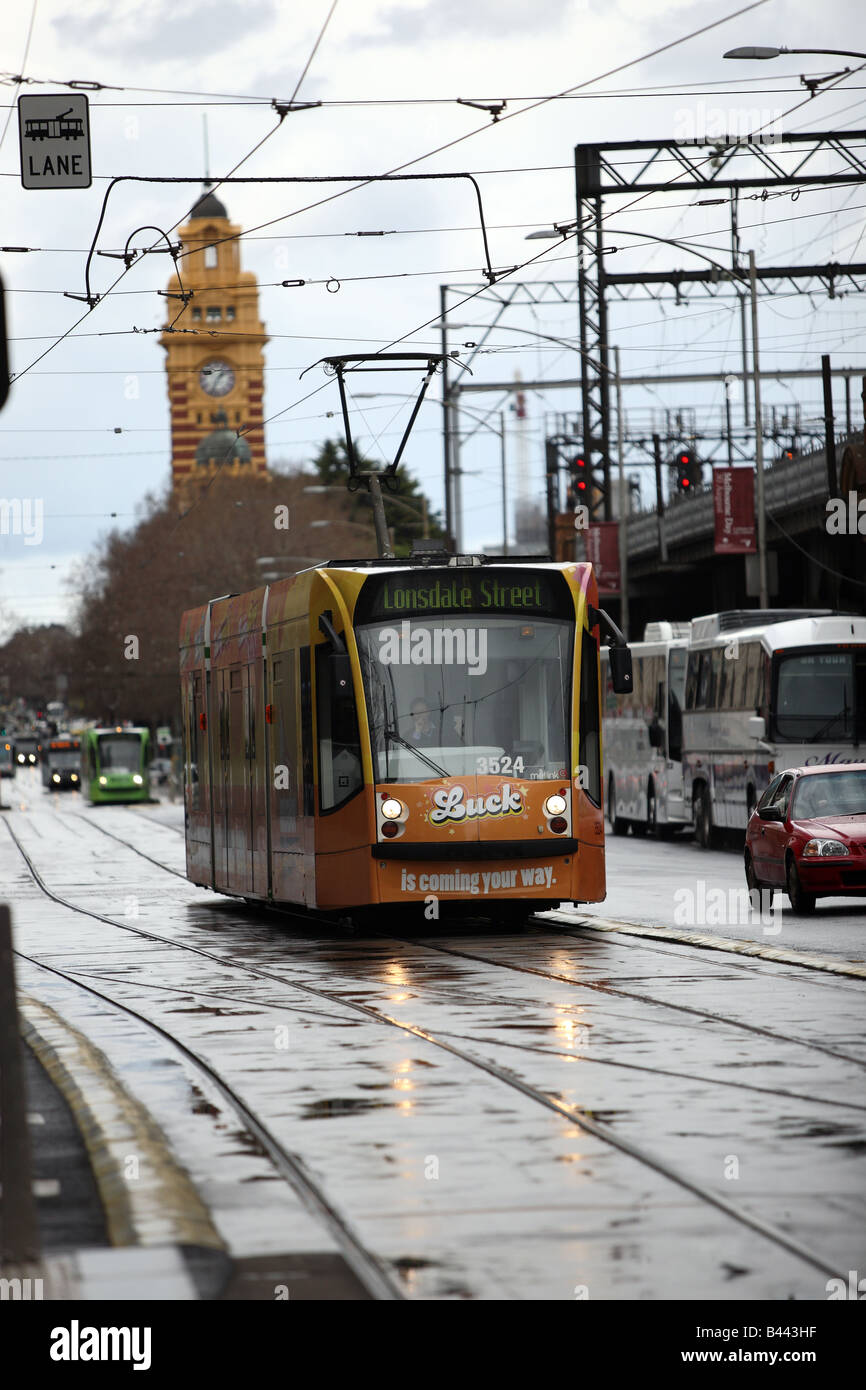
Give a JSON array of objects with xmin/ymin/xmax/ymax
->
[
  {"xmin": 206, "ymin": 306, "xmax": 221, "ymax": 322},
  {"xmin": 191, "ymin": 306, "xmax": 202, "ymax": 321},
  {"xmin": 204, "ymin": 245, "xmax": 217, "ymax": 269},
  {"xmin": 226, "ymin": 306, "xmax": 236, "ymax": 321}
]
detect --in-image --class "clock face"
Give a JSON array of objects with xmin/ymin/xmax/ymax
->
[{"xmin": 199, "ymin": 360, "xmax": 236, "ymax": 396}]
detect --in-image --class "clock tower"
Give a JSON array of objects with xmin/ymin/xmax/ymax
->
[{"xmin": 160, "ymin": 185, "xmax": 268, "ymax": 496}]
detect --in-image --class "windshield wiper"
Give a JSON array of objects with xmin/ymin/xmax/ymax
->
[
  {"xmin": 807, "ymin": 705, "xmax": 850, "ymax": 743},
  {"xmin": 384, "ymin": 728, "xmax": 450, "ymax": 779}
]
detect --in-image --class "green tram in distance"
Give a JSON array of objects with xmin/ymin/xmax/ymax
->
[{"xmin": 83, "ymin": 726, "xmax": 151, "ymax": 803}]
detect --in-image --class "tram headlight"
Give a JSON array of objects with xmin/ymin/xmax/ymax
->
[
  {"xmin": 17, "ymin": 754, "xmax": 24, "ymax": 763},
  {"xmin": 99, "ymin": 776, "xmax": 107, "ymax": 785},
  {"xmin": 71, "ymin": 774, "xmax": 78, "ymax": 782},
  {"xmin": 544, "ymin": 794, "xmax": 568, "ymax": 817},
  {"xmin": 132, "ymin": 774, "xmax": 143, "ymax": 785},
  {"xmin": 381, "ymin": 798, "xmax": 403, "ymax": 820},
  {"xmin": 52, "ymin": 773, "xmax": 60, "ymax": 784},
  {"xmin": 802, "ymin": 838, "xmax": 849, "ymax": 857}
]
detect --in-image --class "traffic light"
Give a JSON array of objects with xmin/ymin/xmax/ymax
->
[
  {"xmin": 572, "ymin": 455, "xmax": 588, "ymax": 497},
  {"xmin": 674, "ymin": 449, "xmax": 702, "ymax": 495}
]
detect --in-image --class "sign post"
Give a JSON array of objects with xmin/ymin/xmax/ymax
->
[{"xmin": 18, "ymin": 94, "xmax": 92, "ymax": 190}]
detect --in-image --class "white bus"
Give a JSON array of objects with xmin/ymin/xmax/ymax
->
[
  {"xmin": 602, "ymin": 621, "xmax": 691, "ymax": 837},
  {"xmin": 682, "ymin": 609, "xmax": 866, "ymax": 846}
]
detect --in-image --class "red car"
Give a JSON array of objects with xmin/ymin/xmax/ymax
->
[{"xmin": 745, "ymin": 764, "xmax": 866, "ymax": 915}]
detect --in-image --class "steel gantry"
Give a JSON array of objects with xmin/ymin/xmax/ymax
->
[{"xmin": 575, "ymin": 129, "xmax": 866, "ymax": 519}]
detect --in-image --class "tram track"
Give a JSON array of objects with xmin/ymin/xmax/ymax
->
[{"xmin": 5, "ymin": 809, "xmax": 862, "ymax": 1285}]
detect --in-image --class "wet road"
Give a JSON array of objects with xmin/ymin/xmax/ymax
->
[{"xmin": 3, "ymin": 773, "xmax": 865, "ymax": 1300}]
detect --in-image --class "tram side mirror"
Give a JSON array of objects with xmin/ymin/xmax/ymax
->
[
  {"xmin": 608, "ymin": 645, "xmax": 633, "ymax": 695},
  {"xmin": 748, "ymin": 715, "xmax": 766, "ymax": 740}
]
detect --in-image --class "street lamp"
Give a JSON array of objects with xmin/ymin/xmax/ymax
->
[
  {"xmin": 724, "ymin": 45, "xmax": 866, "ymax": 61},
  {"xmin": 302, "ymin": 483, "xmax": 425, "ymax": 548}
]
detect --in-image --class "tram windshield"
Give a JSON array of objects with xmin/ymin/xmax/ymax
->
[
  {"xmin": 97, "ymin": 734, "xmax": 141, "ymax": 773},
  {"xmin": 356, "ymin": 614, "xmax": 573, "ymax": 783}
]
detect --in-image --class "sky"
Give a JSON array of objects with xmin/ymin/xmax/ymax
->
[{"xmin": 0, "ymin": 0, "xmax": 864, "ymax": 633}]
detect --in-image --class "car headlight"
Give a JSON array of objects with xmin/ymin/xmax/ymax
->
[
  {"xmin": 17, "ymin": 754, "xmax": 24, "ymax": 763},
  {"xmin": 544, "ymin": 794, "xmax": 568, "ymax": 817},
  {"xmin": 132, "ymin": 774, "xmax": 143, "ymax": 785},
  {"xmin": 802, "ymin": 838, "xmax": 850, "ymax": 857},
  {"xmin": 99, "ymin": 776, "xmax": 107, "ymax": 785},
  {"xmin": 381, "ymin": 797, "xmax": 403, "ymax": 820}
]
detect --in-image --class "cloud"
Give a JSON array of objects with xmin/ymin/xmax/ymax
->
[
  {"xmin": 360, "ymin": 0, "xmax": 575, "ymax": 45},
  {"xmin": 52, "ymin": 0, "xmax": 276, "ymax": 63}
]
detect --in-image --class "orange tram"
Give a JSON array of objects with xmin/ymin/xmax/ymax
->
[{"xmin": 179, "ymin": 555, "xmax": 632, "ymax": 922}]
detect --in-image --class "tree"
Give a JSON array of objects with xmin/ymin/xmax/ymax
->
[{"xmin": 310, "ymin": 438, "xmax": 445, "ymax": 556}]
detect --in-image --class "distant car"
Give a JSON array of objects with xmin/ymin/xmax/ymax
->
[{"xmin": 745, "ymin": 764, "xmax": 866, "ymax": 914}]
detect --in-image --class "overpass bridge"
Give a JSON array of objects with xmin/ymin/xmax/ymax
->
[{"xmin": 586, "ymin": 434, "xmax": 866, "ymax": 636}]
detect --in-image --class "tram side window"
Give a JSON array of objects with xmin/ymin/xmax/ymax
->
[
  {"xmin": 578, "ymin": 630, "xmax": 601, "ymax": 806},
  {"xmin": 188, "ymin": 674, "xmax": 202, "ymax": 808},
  {"xmin": 271, "ymin": 655, "xmax": 298, "ymax": 834},
  {"xmin": 315, "ymin": 643, "xmax": 363, "ymax": 813}
]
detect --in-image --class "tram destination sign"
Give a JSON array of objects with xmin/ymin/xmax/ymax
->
[
  {"xmin": 356, "ymin": 569, "xmax": 571, "ymax": 622},
  {"xmin": 18, "ymin": 94, "xmax": 92, "ymax": 189}
]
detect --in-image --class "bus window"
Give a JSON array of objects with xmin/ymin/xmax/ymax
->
[
  {"xmin": 742, "ymin": 643, "xmax": 762, "ymax": 711},
  {"xmin": 578, "ymin": 629, "xmax": 601, "ymax": 806},
  {"xmin": 315, "ymin": 643, "xmax": 363, "ymax": 812},
  {"xmin": 717, "ymin": 650, "xmax": 734, "ymax": 708},
  {"xmin": 685, "ymin": 651, "xmax": 700, "ymax": 710},
  {"xmin": 696, "ymin": 651, "xmax": 712, "ymax": 708},
  {"xmin": 668, "ymin": 647, "xmax": 686, "ymax": 761}
]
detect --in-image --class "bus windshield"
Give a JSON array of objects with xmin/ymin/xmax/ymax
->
[
  {"xmin": 49, "ymin": 750, "xmax": 80, "ymax": 769},
  {"xmin": 774, "ymin": 651, "xmax": 861, "ymax": 743},
  {"xmin": 356, "ymin": 615, "xmax": 573, "ymax": 783},
  {"xmin": 98, "ymin": 735, "xmax": 141, "ymax": 773}
]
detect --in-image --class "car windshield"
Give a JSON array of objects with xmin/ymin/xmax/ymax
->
[
  {"xmin": 356, "ymin": 615, "xmax": 573, "ymax": 783},
  {"xmin": 792, "ymin": 770, "xmax": 866, "ymax": 818},
  {"xmin": 98, "ymin": 735, "xmax": 141, "ymax": 773}
]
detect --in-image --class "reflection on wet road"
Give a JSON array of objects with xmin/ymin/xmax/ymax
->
[{"xmin": 4, "ymin": 786, "xmax": 865, "ymax": 1300}]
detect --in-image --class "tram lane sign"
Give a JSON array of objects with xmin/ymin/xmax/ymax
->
[{"xmin": 18, "ymin": 94, "xmax": 92, "ymax": 189}]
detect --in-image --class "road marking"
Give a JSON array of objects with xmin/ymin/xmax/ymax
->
[{"xmin": 546, "ymin": 910, "xmax": 866, "ymax": 979}]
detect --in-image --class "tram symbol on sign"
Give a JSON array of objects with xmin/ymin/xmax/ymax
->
[
  {"xmin": 18, "ymin": 93, "xmax": 92, "ymax": 189},
  {"xmin": 23, "ymin": 108, "xmax": 85, "ymax": 141}
]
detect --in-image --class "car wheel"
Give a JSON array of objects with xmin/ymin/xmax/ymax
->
[
  {"xmin": 608, "ymin": 776, "xmax": 627, "ymax": 836},
  {"xmin": 744, "ymin": 851, "xmax": 759, "ymax": 893},
  {"xmin": 694, "ymin": 785, "xmax": 714, "ymax": 849},
  {"xmin": 786, "ymin": 856, "xmax": 816, "ymax": 916}
]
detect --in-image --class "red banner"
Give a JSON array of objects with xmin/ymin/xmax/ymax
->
[
  {"xmin": 713, "ymin": 467, "xmax": 756, "ymax": 554},
  {"xmin": 584, "ymin": 522, "xmax": 621, "ymax": 594}
]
